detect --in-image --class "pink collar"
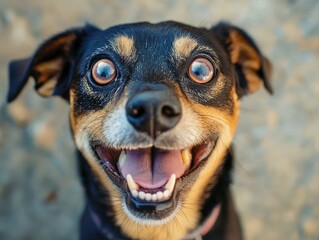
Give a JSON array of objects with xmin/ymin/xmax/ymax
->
[{"xmin": 184, "ymin": 203, "xmax": 221, "ymax": 240}]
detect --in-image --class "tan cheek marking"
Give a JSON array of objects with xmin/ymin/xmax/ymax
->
[
  {"xmin": 70, "ymin": 96, "xmax": 123, "ymax": 211},
  {"xmin": 180, "ymin": 87, "xmax": 240, "ymax": 232},
  {"xmin": 77, "ymin": 131, "xmax": 122, "ymax": 212},
  {"xmin": 70, "ymin": 87, "xmax": 127, "ymax": 212},
  {"xmin": 69, "ymin": 89, "xmax": 77, "ymax": 134},
  {"xmin": 210, "ymin": 74, "xmax": 229, "ymax": 99},
  {"xmin": 111, "ymin": 36, "xmax": 136, "ymax": 60},
  {"xmin": 83, "ymin": 137, "xmax": 121, "ymax": 200},
  {"xmin": 71, "ymin": 109, "xmax": 116, "ymax": 150},
  {"xmin": 69, "ymin": 85, "xmax": 117, "ymax": 137},
  {"xmin": 191, "ymin": 87, "xmax": 240, "ymax": 141},
  {"xmin": 173, "ymin": 36, "xmax": 198, "ymax": 59}
]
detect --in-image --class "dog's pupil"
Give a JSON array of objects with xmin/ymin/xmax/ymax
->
[
  {"xmin": 97, "ymin": 62, "xmax": 114, "ymax": 79},
  {"xmin": 191, "ymin": 62, "xmax": 209, "ymax": 80}
]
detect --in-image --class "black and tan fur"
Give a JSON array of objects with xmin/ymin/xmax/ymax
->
[{"xmin": 7, "ymin": 21, "xmax": 272, "ymax": 240}]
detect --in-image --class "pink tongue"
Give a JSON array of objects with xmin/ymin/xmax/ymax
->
[{"xmin": 120, "ymin": 148, "xmax": 185, "ymax": 189}]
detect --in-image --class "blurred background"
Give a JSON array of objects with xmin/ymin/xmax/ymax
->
[{"xmin": 0, "ymin": 0, "xmax": 318, "ymax": 239}]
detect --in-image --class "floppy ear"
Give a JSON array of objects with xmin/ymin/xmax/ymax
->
[
  {"xmin": 7, "ymin": 25, "xmax": 97, "ymax": 102},
  {"xmin": 211, "ymin": 22, "xmax": 273, "ymax": 97}
]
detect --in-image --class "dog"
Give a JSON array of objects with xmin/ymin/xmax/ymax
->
[{"xmin": 7, "ymin": 21, "xmax": 272, "ymax": 240}]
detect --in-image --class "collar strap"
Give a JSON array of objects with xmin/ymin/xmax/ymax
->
[{"xmin": 184, "ymin": 203, "xmax": 222, "ymax": 240}]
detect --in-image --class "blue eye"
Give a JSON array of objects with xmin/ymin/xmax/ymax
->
[
  {"xmin": 188, "ymin": 58, "xmax": 214, "ymax": 83},
  {"xmin": 92, "ymin": 59, "xmax": 116, "ymax": 85}
]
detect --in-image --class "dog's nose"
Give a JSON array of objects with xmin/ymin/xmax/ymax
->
[{"xmin": 126, "ymin": 90, "xmax": 182, "ymax": 137}]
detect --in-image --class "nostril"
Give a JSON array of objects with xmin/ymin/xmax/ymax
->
[
  {"xmin": 129, "ymin": 106, "xmax": 145, "ymax": 118},
  {"xmin": 161, "ymin": 105, "xmax": 179, "ymax": 118}
]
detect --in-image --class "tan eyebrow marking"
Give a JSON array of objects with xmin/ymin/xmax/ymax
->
[
  {"xmin": 111, "ymin": 35, "xmax": 136, "ymax": 60},
  {"xmin": 173, "ymin": 36, "xmax": 198, "ymax": 59}
]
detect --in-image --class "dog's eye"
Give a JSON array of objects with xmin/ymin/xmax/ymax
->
[
  {"xmin": 188, "ymin": 58, "xmax": 214, "ymax": 84},
  {"xmin": 92, "ymin": 59, "xmax": 116, "ymax": 85}
]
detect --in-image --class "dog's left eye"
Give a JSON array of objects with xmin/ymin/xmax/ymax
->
[
  {"xmin": 188, "ymin": 58, "xmax": 214, "ymax": 84},
  {"xmin": 91, "ymin": 59, "xmax": 116, "ymax": 85}
]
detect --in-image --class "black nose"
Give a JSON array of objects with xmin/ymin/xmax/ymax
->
[{"xmin": 126, "ymin": 90, "xmax": 182, "ymax": 137}]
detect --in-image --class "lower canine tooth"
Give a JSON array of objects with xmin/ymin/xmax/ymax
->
[{"xmin": 164, "ymin": 174, "xmax": 176, "ymax": 192}]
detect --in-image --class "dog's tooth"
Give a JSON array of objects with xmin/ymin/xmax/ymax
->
[
  {"xmin": 163, "ymin": 190, "xmax": 170, "ymax": 199},
  {"xmin": 118, "ymin": 150, "xmax": 126, "ymax": 169},
  {"xmin": 126, "ymin": 174, "xmax": 139, "ymax": 191},
  {"xmin": 164, "ymin": 174, "xmax": 176, "ymax": 192},
  {"xmin": 131, "ymin": 189, "xmax": 138, "ymax": 198},
  {"xmin": 151, "ymin": 194, "xmax": 157, "ymax": 201},
  {"xmin": 181, "ymin": 149, "xmax": 192, "ymax": 168},
  {"xmin": 138, "ymin": 191, "xmax": 145, "ymax": 200},
  {"xmin": 145, "ymin": 193, "xmax": 152, "ymax": 201},
  {"xmin": 156, "ymin": 191, "xmax": 164, "ymax": 200}
]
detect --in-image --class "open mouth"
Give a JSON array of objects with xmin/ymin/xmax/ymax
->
[{"xmin": 94, "ymin": 139, "xmax": 216, "ymax": 218}]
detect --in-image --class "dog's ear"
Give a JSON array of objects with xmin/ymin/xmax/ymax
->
[
  {"xmin": 7, "ymin": 24, "xmax": 98, "ymax": 102},
  {"xmin": 211, "ymin": 22, "xmax": 273, "ymax": 97}
]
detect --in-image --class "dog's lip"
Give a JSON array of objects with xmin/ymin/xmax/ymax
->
[
  {"xmin": 93, "ymin": 139, "xmax": 216, "ymax": 218},
  {"xmin": 93, "ymin": 139, "xmax": 216, "ymax": 202}
]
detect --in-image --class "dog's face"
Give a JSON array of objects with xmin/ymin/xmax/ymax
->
[{"xmin": 8, "ymin": 21, "xmax": 271, "ymax": 239}]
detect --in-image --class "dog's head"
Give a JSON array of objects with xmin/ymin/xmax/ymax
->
[{"xmin": 8, "ymin": 21, "xmax": 272, "ymax": 239}]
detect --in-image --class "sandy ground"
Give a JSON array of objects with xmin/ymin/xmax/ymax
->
[{"xmin": 0, "ymin": 0, "xmax": 318, "ymax": 239}]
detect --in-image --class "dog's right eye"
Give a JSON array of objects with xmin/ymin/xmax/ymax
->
[
  {"xmin": 188, "ymin": 58, "xmax": 214, "ymax": 84},
  {"xmin": 91, "ymin": 59, "xmax": 116, "ymax": 85}
]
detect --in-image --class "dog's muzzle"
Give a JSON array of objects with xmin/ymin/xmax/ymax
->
[{"xmin": 93, "ymin": 83, "xmax": 217, "ymax": 219}]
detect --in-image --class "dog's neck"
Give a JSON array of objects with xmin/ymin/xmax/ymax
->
[{"xmin": 77, "ymin": 149, "xmax": 234, "ymax": 240}]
